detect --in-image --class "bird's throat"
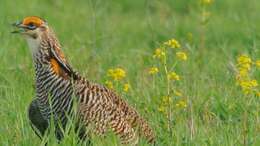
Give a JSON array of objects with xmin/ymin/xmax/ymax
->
[{"xmin": 26, "ymin": 36, "xmax": 41, "ymax": 59}]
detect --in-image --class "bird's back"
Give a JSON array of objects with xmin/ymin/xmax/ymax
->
[{"xmin": 73, "ymin": 75, "xmax": 155, "ymax": 144}]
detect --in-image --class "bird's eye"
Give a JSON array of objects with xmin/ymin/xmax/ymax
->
[{"xmin": 27, "ymin": 23, "xmax": 36, "ymax": 30}]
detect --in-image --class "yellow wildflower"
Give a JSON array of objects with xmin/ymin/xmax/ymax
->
[
  {"xmin": 123, "ymin": 83, "xmax": 130, "ymax": 92},
  {"xmin": 237, "ymin": 54, "xmax": 252, "ymax": 71},
  {"xmin": 238, "ymin": 68, "xmax": 249, "ymax": 77},
  {"xmin": 164, "ymin": 39, "xmax": 181, "ymax": 49},
  {"xmin": 251, "ymin": 79, "xmax": 258, "ymax": 87},
  {"xmin": 256, "ymin": 91, "xmax": 260, "ymax": 97},
  {"xmin": 148, "ymin": 67, "xmax": 159, "ymax": 75},
  {"xmin": 239, "ymin": 64, "xmax": 251, "ymax": 71},
  {"xmin": 237, "ymin": 55, "xmax": 252, "ymax": 64},
  {"xmin": 107, "ymin": 68, "xmax": 126, "ymax": 81},
  {"xmin": 167, "ymin": 71, "xmax": 180, "ymax": 81},
  {"xmin": 174, "ymin": 90, "xmax": 183, "ymax": 97},
  {"xmin": 236, "ymin": 67, "xmax": 250, "ymax": 82},
  {"xmin": 176, "ymin": 51, "xmax": 188, "ymax": 61},
  {"xmin": 238, "ymin": 79, "xmax": 258, "ymax": 94},
  {"xmin": 240, "ymin": 80, "xmax": 258, "ymax": 88},
  {"xmin": 235, "ymin": 55, "xmax": 260, "ymax": 95},
  {"xmin": 162, "ymin": 96, "xmax": 172, "ymax": 105},
  {"xmin": 153, "ymin": 48, "xmax": 165, "ymax": 59},
  {"xmin": 255, "ymin": 60, "xmax": 260, "ymax": 68},
  {"xmin": 176, "ymin": 100, "xmax": 187, "ymax": 108},
  {"xmin": 158, "ymin": 106, "xmax": 165, "ymax": 113},
  {"xmin": 105, "ymin": 80, "xmax": 113, "ymax": 89}
]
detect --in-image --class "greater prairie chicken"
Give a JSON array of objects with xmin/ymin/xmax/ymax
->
[{"xmin": 12, "ymin": 16, "xmax": 155, "ymax": 145}]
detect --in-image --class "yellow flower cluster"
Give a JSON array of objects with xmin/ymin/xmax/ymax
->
[
  {"xmin": 176, "ymin": 51, "xmax": 188, "ymax": 61},
  {"xmin": 235, "ymin": 54, "xmax": 260, "ymax": 95},
  {"xmin": 175, "ymin": 100, "xmax": 187, "ymax": 108},
  {"xmin": 167, "ymin": 71, "xmax": 180, "ymax": 81},
  {"xmin": 106, "ymin": 68, "xmax": 130, "ymax": 93},
  {"xmin": 236, "ymin": 55, "xmax": 251, "ymax": 79},
  {"xmin": 157, "ymin": 106, "xmax": 165, "ymax": 113},
  {"xmin": 123, "ymin": 83, "xmax": 130, "ymax": 92},
  {"xmin": 164, "ymin": 39, "xmax": 181, "ymax": 49},
  {"xmin": 158, "ymin": 96, "xmax": 187, "ymax": 114},
  {"xmin": 237, "ymin": 55, "xmax": 252, "ymax": 71},
  {"xmin": 107, "ymin": 68, "xmax": 126, "ymax": 81},
  {"xmin": 152, "ymin": 39, "xmax": 188, "ymax": 62},
  {"xmin": 162, "ymin": 95, "xmax": 172, "ymax": 103},
  {"xmin": 255, "ymin": 60, "xmax": 260, "ymax": 68},
  {"xmin": 239, "ymin": 80, "xmax": 258, "ymax": 94},
  {"xmin": 148, "ymin": 67, "xmax": 159, "ymax": 75},
  {"xmin": 158, "ymin": 96, "xmax": 172, "ymax": 114},
  {"xmin": 256, "ymin": 92, "xmax": 260, "ymax": 97},
  {"xmin": 174, "ymin": 90, "xmax": 183, "ymax": 97},
  {"xmin": 146, "ymin": 38, "xmax": 191, "ymax": 134},
  {"xmin": 153, "ymin": 48, "xmax": 165, "ymax": 59},
  {"xmin": 105, "ymin": 80, "xmax": 113, "ymax": 89},
  {"xmin": 148, "ymin": 38, "xmax": 188, "ymax": 125}
]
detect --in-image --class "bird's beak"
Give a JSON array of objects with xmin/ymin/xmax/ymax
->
[{"xmin": 11, "ymin": 21, "xmax": 27, "ymax": 34}]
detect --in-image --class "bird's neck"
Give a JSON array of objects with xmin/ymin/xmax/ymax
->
[
  {"xmin": 26, "ymin": 31, "xmax": 78, "ymax": 81},
  {"xmin": 26, "ymin": 36, "xmax": 42, "ymax": 61},
  {"xmin": 26, "ymin": 31, "xmax": 59, "ymax": 62}
]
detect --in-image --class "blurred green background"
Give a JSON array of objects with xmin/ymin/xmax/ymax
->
[{"xmin": 1, "ymin": 0, "xmax": 260, "ymax": 145}]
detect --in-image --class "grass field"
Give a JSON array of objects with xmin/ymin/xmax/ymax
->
[{"xmin": 1, "ymin": 0, "xmax": 260, "ymax": 145}]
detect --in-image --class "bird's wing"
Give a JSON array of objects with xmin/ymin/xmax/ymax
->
[
  {"xmin": 48, "ymin": 43, "xmax": 76, "ymax": 79},
  {"xmin": 105, "ymin": 89, "xmax": 156, "ymax": 143}
]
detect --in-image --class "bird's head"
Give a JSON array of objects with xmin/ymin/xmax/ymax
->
[
  {"xmin": 12, "ymin": 16, "xmax": 55, "ymax": 57},
  {"xmin": 12, "ymin": 16, "xmax": 48, "ymax": 39}
]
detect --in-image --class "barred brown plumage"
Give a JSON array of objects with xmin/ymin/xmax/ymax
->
[{"xmin": 13, "ymin": 16, "xmax": 155, "ymax": 145}]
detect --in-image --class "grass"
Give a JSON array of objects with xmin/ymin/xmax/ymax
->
[{"xmin": 1, "ymin": 0, "xmax": 260, "ymax": 145}]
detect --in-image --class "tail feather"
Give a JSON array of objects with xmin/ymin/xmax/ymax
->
[
  {"xmin": 136, "ymin": 116, "xmax": 155, "ymax": 144},
  {"xmin": 124, "ymin": 106, "xmax": 155, "ymax": 144},
  {"xmin": 119, "ymin": 100, "xmax": 156, "ymax": 144}
]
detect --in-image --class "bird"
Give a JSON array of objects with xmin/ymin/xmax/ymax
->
[{"xmin": 12, "ymin": 16, "xmax": 155, "ymax": 145}]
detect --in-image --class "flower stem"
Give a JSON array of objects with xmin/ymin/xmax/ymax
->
[{"xmin": 163, "ymin": 50, "xmax": 172, "ymax": 136}]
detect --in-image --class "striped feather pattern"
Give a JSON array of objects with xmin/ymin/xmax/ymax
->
[{"xmin": 29, "ymin": 24, "xmax": 155, "ymax": 145}]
